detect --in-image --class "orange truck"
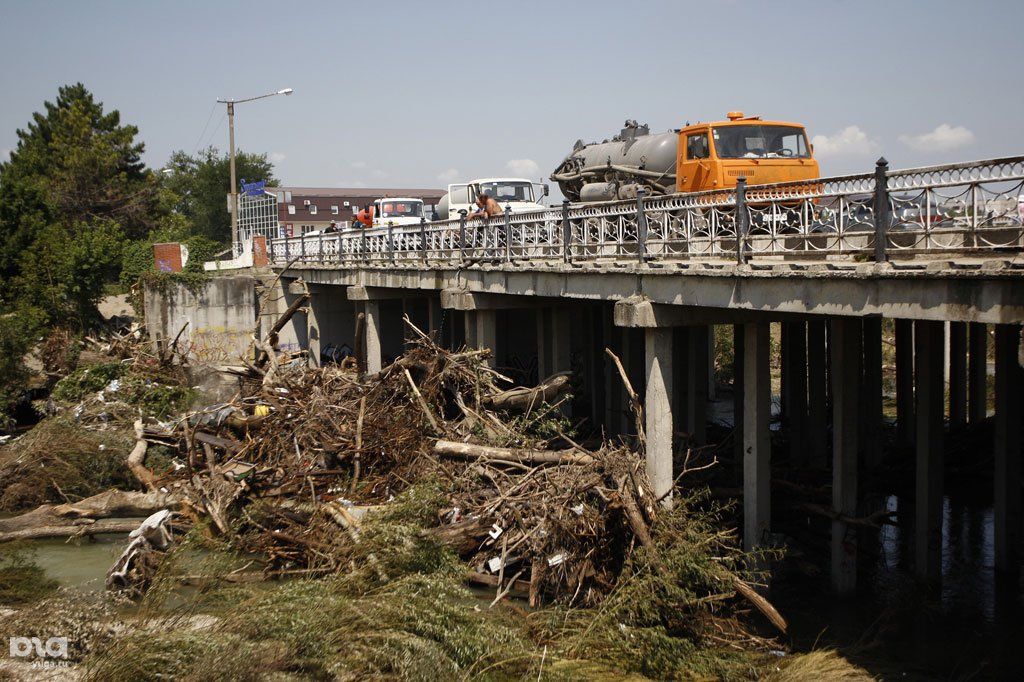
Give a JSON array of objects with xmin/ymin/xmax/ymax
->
[{"xmin": 551, "ymin": 112, "xmax": 820, "ymax": 203}]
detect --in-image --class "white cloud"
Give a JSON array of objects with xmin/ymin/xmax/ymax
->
[
  {"xmin": 898, "ymin": 124, "xmax": 975, "ymax": 152},
  {"xmin": 437, "ymin": 168, "xmax": 459, "ymax": 183},
  {"xmin": 810, "ymin": 126, "xmax": 880, "ymax": 157},
  {"xmin": 350, "ymin": 160, "xmax": 368, "ymax": 169},
  {"xmin": 505, "ymin": 158, "xmax": 539, "ymax": 177},
  {"xmin": 269, "ymin": 152, "xmax": 286, "ymax": 163}
]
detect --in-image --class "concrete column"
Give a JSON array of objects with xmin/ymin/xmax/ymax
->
[
  {"xmin": 782, "ymin": 321, "xmax": 808, "ymax": 465},
  {"xmin": 807, "ymin": 319, "xmax": 828, "ymax": 468},
  {"xmin": 477, "ymin": 309, "xmax": 497, "ymax": 368},
  {"xmin": 968, "ymin": 323, "xmax": 988, "ymax": 424},
  {"xmin": 551, "ymin": 309, "xmax": 572, "ymax": 374},
  {"xmin": 994, "ymin": 324, "xmax": 1022, "ymax": 574},
  {"xmin": 464, "ymin": 310, "xmax": 478, "ymax": 349},
  {"xmin": 645, "ymin": 327, "xmax": 674, "ymax": 507},
  {"xmin": 306, "ymin": 289, "xmax": 322, "ymax": 368},
  {"xmin": 364, "ymin": 300, "xmax": 382, "ymax": 375},
  {"xmin": 895, "ymin": 319, "xmax": 915, "ymax": 447},
  {"xmin": 949, "ymin": 321, "xmax": 968, "ymax": 428},
  {"xmin": 914, "ymin": 320, "xmax": 945, "ymax": 583},
  {"xmin": 743, "ymin": 322, "xmax": 771, "ymax": 553},
  {"xmin": 830, "ymin": 318, "xmax": 861, "ymax": 593},
  {"xmin": 861, "ymin": 317, "xmax": 883, "ymax": 468},
  {"xmin": 686, "ymin": 325, "xmax": 709, "ymax": 447},
  {"xmin": 732, "ymin": 324, "xmax": 745, "ymax": 478}
]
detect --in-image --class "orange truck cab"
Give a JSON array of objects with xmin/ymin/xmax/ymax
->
[{"xmin": 676, "ymin": 112, "xmax": 819, "ymax": 193}]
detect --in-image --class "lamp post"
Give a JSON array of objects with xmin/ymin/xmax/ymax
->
[{"xmin": 217, "ymin": 88, "xmax": 293, "ymax": 253}]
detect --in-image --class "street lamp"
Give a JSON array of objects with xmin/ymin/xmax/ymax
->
[{"xmin": 216, "ymin": 88, "xmax": 293, "ymax": 253}]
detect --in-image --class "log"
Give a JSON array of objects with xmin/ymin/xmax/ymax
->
[
  {"xmin": 128, "ymin": 419, "xmax": 158, "ymax": 492},
  {"xmin": 484, "ymin": 372, "xmax": 571, "ymax": 412},
  {"xmin": 0, "ymin": 490, "xmax": 183, "ymax": 537},
  {"xmin": 434, "ymin": 440, "xmax": 594, "ymax": 466},
  {"xmin": 0, "ymin": 520, "xmax": 144, "ymax": 543},
  {"xmin": 255, "ymin": 291, "xmax": 310, "ymax": 367}
]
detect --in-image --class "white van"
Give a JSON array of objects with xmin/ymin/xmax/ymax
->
[{"xmin": 437, "ymin": 178, "xmax": 548, "ymax": 220}]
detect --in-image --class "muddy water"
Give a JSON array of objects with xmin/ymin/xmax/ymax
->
[{"xmin": 23, "ymin": 533, "xmax": 127, "ymax": 592}]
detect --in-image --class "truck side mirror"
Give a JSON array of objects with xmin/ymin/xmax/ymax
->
[{"xmin": 543, "ymin": 183, "xmax": 550, "ymax": 196}]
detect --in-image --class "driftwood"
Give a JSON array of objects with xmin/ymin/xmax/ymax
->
[
  {"xmin": 434, "ymin": 440, "xmax": 594, "ymax": 465},
  {"xmin": 484, "ymin": 372, "xmax": 572, "ymax": 412},
  {"xmin": 128, "ymin": 419, "xmax": 159, "ymax": 492},
  {"xmin": 255, "ymin": 291, "xmax": 310, "ymax": 368},
  {"xmin": 107, "ymin": 510, "xmax": 176, "ymax": 593},
  {"xmin": 0, "ymin": 489, "xmax": 183, "ymax": 541}
]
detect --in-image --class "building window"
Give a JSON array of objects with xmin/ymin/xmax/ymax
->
[
  {"xmin": 276, "ymin": 191, "xmax": 284, "ymax": 202},
  {"xmin": 302, "ymin": 224, "xmax": 316, "ymax": 234},
  {"xmin": 331, "ymin": 205, "xmax": 339, "ymax": 215},
  {"xmin": 284, "ymin": 191, "xmax": 292, "ymax": 202},
  {"xmin": 287, "ymin": 205, "xmax": 296, "ymax": 215},
  {"xmin": 343, "ymin": 201, "xmax": 350, "ymax": 207},
  {"xmin": 309, "ymin": 205, "xmax": 317, "ymax": 215}
]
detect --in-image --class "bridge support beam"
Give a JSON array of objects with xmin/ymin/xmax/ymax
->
[
  {"xmin": 363, "ymin": 300, "xmax": 382, "ymax": 375},
  {"xmin": 743, "ymin": 322, "xmax": 771, "ymax": 554},
  {"xmin": 968, "ymin": 322, "xmax": 988, "ymax": 424},
  {"xmin": 861, "ymin": 317, "xmax": 883, "ymax": 469},
  {"xmin": 949, "ymin": 321, "xmax": 968, "ymax": 428},
  {"xmin": 831, "ymin": 317, "xmax": 861, "ymax": 593},
  {"xmin": 994, "ymin": 324, "xmax": 1022, "ymax": 575},
  {"xmin": 895, "ymin": 319, "xmax": 915, "ymax": 448},
  {"xmin": 914, "ymin": 320, "xmax": 945, "ymax": 584},
  {"xmin": 806, "ymin": 320, "xmax": 828, "ymax": 469},
  {"xmin": 645, "ymin": 327, "xmax": 674, "ymax": 507}
]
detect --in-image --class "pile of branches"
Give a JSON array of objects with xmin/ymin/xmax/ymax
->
[{"xmin": 133, "ymin": 319, "xmax": 782, "ymax": 630}]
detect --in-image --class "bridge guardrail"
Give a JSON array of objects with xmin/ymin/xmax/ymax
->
[{"xmin": 269, "ymin": 156, "xmax": 1024, "ymax": 267}]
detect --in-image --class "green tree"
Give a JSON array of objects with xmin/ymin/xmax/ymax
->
[{"xmin": 162, "ymin": 146, "xmax": 277, "ymax": 244}]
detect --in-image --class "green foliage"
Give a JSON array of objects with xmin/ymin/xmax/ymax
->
[
  {"xmin": 0, "ymin": 306, "xmax": 46, "ymax": 428},
  {"xmin": 163, "ymin": 146, "xmax": 278, "ymax": 244},
  {"xmin": 51, "ymin": 362, "xmax": 127, "ymax": 402},
  {"xmin": 0, "ymin": 545, "xmax": 59, "ymax": 605}
]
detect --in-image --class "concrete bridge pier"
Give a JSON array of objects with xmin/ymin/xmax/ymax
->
[
  {"xmin": 645, "ymin": 326, "xmax": 674, "ymax": 506},
  {"xmin": 914, "ymin": 320, "xmax": 945, "ymax": 583},
  {"xmin": 830, "ymin": 317, "xmax": 861, "ymax": 593}
]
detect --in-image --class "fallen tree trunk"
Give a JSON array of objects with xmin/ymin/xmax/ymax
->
[
  {"xmin": 0, "ymin": 489, "xmax": 183, "ymax": 538},
  {"xmin": 0, "ymin": 520, "xmax": 145, "ymax": 543},
  {"xmin": 434, "ymin": 440, "xmax": 594, "ymax": 466},
  {"xmin": 128, "ymin": 419, "xmax": 158, "ymax": 492},
  {"xmin": 484, "ymin": 372, "xmax": 571, "ymax": 412}
]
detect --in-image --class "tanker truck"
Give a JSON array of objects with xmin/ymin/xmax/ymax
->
[{"xmin": 551, "ymin": 112, "xmax": 819, "ymax": 203}]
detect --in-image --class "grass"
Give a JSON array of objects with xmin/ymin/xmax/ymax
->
[{"xmin": 0, "ymin": 546, "xmax": 59, "ymax": 605}]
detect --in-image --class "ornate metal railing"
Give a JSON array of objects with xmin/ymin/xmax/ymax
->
[{"xmin": 269, "ymin": 156, "xmax": 1024, "ymax": 267}]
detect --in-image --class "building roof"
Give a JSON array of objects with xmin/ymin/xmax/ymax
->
[{"xmin": 274, "ymin": 186, "xmax": 445, "ymax": 199}]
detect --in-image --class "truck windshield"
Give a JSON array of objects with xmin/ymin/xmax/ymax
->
[
  {"xmin": 712, "ymin": 125, "xmax": 811, "ymax": 159},
  {"xmin": 475, "ymin": 182, "xmax": 534, "ymax": 203},
  {"xmin": 379, "ymin": 201, "xmax": 422, "ymax": 217}
]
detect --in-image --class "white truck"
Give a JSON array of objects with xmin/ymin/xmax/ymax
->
[
  {"xmin": 370, "ymin": 197, "xmax": 425, "ymax": 227},
  {"xmin": 434, "ymin": 178, "xmax": 548, "ymax": 220}
]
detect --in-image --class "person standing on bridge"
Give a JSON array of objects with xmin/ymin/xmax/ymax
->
[{"xmin": 467, "ymin": 192, "xmax": 503, "ymax": 220}]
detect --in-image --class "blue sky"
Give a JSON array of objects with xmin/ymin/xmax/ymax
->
[{"xmin": 2, "ymin": 0, "xmax": 1022, "ymax": 189}]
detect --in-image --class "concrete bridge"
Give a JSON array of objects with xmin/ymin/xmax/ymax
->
[{"xmin": 230, "ymin": 156, "xmax": 1024, "ymax": 593}]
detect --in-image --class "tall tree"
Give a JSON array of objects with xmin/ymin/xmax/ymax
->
[
  {"xmin": 0, "ymin": 83, "xmax": 158, "ymax": 324},
  {"xmin": 162, "ymin": 146, "xmax": 277, "ymax": 244}
]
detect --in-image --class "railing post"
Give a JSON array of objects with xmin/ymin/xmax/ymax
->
[
  {"xmin": 300, "ymin": 232, "xmax": 306, "ymax": 262},
  {"xmin": 459, "ymin": 213, "xmax": 467, "ymax": 263},
  {"xmin": 736, "ymin": 177, "xmax": 749, "ymax": 264},
  {"xmin": 387, "ymin": 223, "xmax": 394, "ymax": 264},
  {"xmin": 420, "ymin": 216, "xmax": 427, "ymax": 264},
  {"xmin": 361, "ymin": 228, "xmax": 367, "ymax": 263},
  {"xmin": 636, "ymin": 188, "xmax": 648, "ymax": 263},
  {"xmin": 874, "ymin": 156, "xmax": 890, "ymax": 263},
  {"xmin": 284, "ymin": 236, "xmax": 291, "ymax": 262},
  {"xmin": 561, "ymin": 199, "xmax": 571, "ymax": 264},
  {"xmin": 319, "ymin": 231, "xmax": 324, "ymax": 263},
  {"xmin": 503, "ymin": 207, "xmax": 511, "ymax": 262}
]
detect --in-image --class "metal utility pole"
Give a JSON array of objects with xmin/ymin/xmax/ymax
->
[{"xmin": 217, "ymin": 88, "xmax": 293, "ymax": 254}]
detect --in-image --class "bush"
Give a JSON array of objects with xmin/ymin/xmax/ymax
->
[{"xmin": 51, "ymin": 362, "xmax": 127, "ymax": 402}]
